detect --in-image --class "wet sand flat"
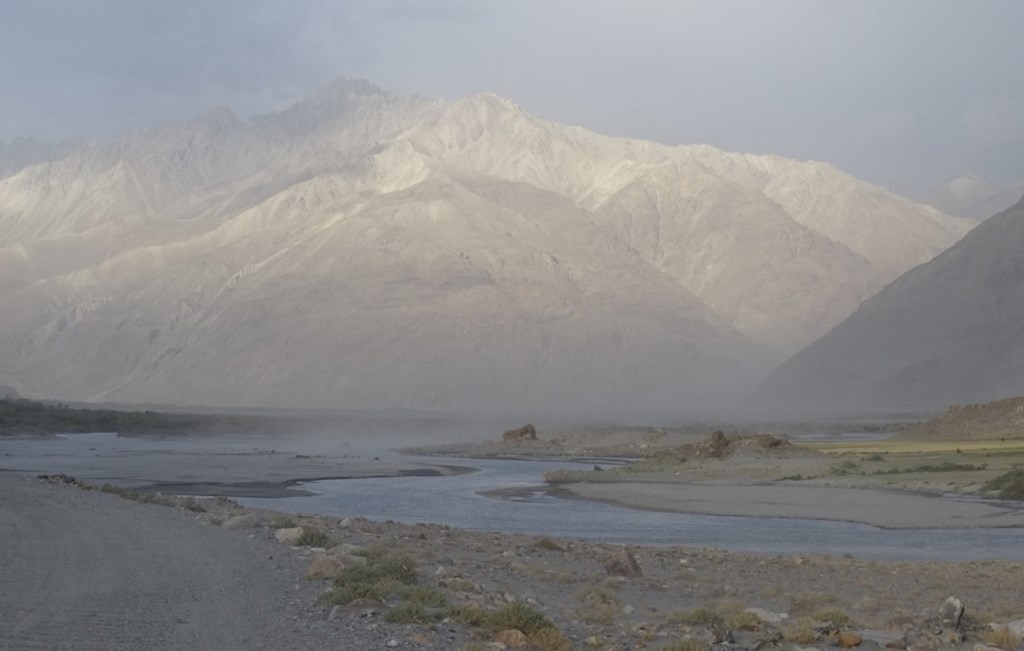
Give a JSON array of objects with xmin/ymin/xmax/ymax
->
[{"xmin": 557, "ymin": 481, "xmax": 1024, "ymax": 529}]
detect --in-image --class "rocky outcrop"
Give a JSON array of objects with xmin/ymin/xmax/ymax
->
[{"xmin": 501, "ymin": 424, "xmax": 538, "ymax": 443}]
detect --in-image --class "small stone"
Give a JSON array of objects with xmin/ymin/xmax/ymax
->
[
  {"xmin": 973, "ymin": 644, "xmax": 1003, "ymax": 651},
  {"xmin": 939, "ymin": 596, "xmax": 965, "ymax": 629},
  {"xmin": 221, "ymin": 513, "xmax": 259, "ymax": 530},
  {"xmin": 386, "ymin": 639, "xmax": 399, "ymax": 648},
  {"xmin": 621, "ymin": 604, "xmax": 634, "ymax": 614},
  {"xmin": 494, "ymin": 629, "xmax": 528, "ymax": 648},
  {"xmin": 1006, "ymin": 618, "xmax": 1024, "ymax": 637},
  {"xmin": 604, "ymin": 550, "xmax": 643, "ymax": 577},
  {"xmin": 745, "ymin": 607, "xmax": 788, "ymax": 624},
  {"xmin": 305, "ymin": 554, "xmax": 345, "ymax": 580},
  {"xmin": 274, "ymin": 527, "xmax": 304, "ymax": 545},
  {"xmin": 838, "ymin": 631, "xmax": 862, "ymax": 648}
]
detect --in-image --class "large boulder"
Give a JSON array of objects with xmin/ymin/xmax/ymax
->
[{"xmin": 502, "ymin": 424, "xmax": 538, "ymax": 442}]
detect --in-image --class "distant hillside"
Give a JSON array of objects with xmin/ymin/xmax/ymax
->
[
  {"xmin": 760, "ymin": 194, "xmax": 1024, "ymax": 412},
  {"xmin": 0, "ymin": 79, "xmax": 971, "ymax": 411},
  {"xmin": 900, "ymin": 396, "xmax": 1024, "ymax": 441}
]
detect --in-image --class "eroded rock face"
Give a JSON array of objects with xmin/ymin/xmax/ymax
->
[
  {"xmin": 502, "ymin": 424, "xmax": 538, "ymax": 443},
  {"xmin": 274, "ymin": 527, "xmax": 304, "ymax": 546},
  {"xmin": 604, "ymin": 550, "xmax": 642, "ymax": 578}
]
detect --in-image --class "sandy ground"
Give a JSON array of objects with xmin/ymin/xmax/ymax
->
[
  {"xmin": 0, "ymin": 433, "xmax": 472, "ymax": 496},
  {"xmin": 0, "ymin": 474, "xmax": 331, "ymax": 650},
  {"xmin": 553, "ymin": 482, "xmax": 1024, "ymax": 529}
]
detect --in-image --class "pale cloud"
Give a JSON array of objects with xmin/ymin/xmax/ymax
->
[{"xmin": 1, "ymin": 0, "xmax": 1022, "ymax": 192}]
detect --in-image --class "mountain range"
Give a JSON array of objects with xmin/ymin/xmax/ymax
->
[
  {"xmin": 0, "ymin": 80, "xmax": 973, "ymax": 411},
  {"xmin": 922, "ymin": 174, "xmax": 1024, "ymax": 221},
  {"xmin": 759, "ymin": 194, "xmax": 1024, "ymax": 413}
]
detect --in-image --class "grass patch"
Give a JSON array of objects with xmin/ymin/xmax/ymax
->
[
  {"xmin": 96, "ymin": 483, "xmax": 205, "ymax": 511},
  {"xmin": 873, "ymin": 461, "xmax": 987, "ymax": 475},
  {"xmin": 670, "ymin": 606, "xmax": 723, "ymax": 627},
  {"xmin": 267, "ymin": 515, "xmax": 297, "ymax": 529},
  {"xmin": 321, "ymin": 551, "xmax": 418, "ymax": 605},
  {"xmin": 295, "ymin": 528, "xmax": 332, "ymax": 548},
  {"xmin": 576, "ymin": 586, "xmax": 619, "ymax": 624},
  {"xmin": 983, "ymin": 469, "xmax": 1024, "ymax": 498},
  {"xmin": 727, "ymin": 610, "xmax": 763, "ymax": 630},
  {"xmin": 812, "ymin": 608, "xmax": 857, "ymax": 628}
]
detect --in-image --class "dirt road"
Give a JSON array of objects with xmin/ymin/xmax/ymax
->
[{"xmin": 0, "ymin": 474, "xmax": 322, "ymax": 650}]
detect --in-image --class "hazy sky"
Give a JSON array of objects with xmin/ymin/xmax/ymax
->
[{"xmin": 2, "ymin": 0, "xmax": 1022, "ymax": 193}]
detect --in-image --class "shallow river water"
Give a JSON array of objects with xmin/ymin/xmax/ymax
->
[{"xmin": 239, "ymin": 455, "xmax": 1024, "ymax": 561}]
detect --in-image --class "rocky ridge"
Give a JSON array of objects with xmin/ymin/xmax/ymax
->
[
  {"xmin": 760, "ymin": 194, "xmax": 1024, "ymax": 412},
  {"xmin": 0, "ymin": 80, "xmax": 972, "ymax": 410}
]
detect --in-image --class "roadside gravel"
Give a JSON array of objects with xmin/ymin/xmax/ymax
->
[{"xmin": 0, "ymin": 473, "xmax": 474, "ymax": 650}]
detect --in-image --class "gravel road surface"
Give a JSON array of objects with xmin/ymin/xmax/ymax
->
[{"xmin": 0, "ymin": 474, "xmax": 327, "ymax": 650}]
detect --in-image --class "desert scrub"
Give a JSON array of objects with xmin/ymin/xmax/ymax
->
[
  {"xmin": 783, "ymin": 617, "xmax": 819, "ymax": 644},
  {"xmin": 788, "ymin": 592, "xmax": 838, "ymax": 616},
  {"xmin": 322, "ymin": 551, "xmax": 418, "ymax": 605},
  {"xmin": 983, "ymin": 468, "xmax": 1024, "ymax": 498},
  {"xmin": 451, "ymin": 602, "xmax": 570, "ymax": 651},
  {"xmin": 575, "ymin": 586, "xmax": 620, "ymax": 624},
  {"xmin": 295, "ymin": 528, "xmax": 332, "ymax": 548},
  {"xmin": 668, "ymin": 607, "xmax": 723, "ymax": 627},
  {"xmin": 726, "ymin": 610, "xmax": 764, "ymax": 630},
  {"xmin": 812, "ymin": 608, "xmax": 857, "ymax": 628},
  {"xmin": 385, "ymin": 584, "xmax": 449, "ymax": 622},
  {"xmin": 266, "ymin": 515, "xmax": 296, "ymax": 529}
]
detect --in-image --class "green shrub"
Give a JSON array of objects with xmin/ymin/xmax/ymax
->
[
  {"xmin": 296, "ymin": 528, "xmax": 332, "ymax": 548},
  {"xmin": 983, "ymin": 469, "xmax": 1024, "ymax": 498},
  {"xmin": 322, "ymin": 552, "xmax": 418, "ymax": 605},
  {"xmin": 484, "ymin": 602, "xmax": 554, "ymax": 636}
]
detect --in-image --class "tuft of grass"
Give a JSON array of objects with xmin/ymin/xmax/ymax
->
[
  {"xmin": 983, "ymin": 469, "xmax": 1024, "ymax": 498},
  {"xmin": 782, "ymin": 617, "xmax": 819, "ymax": 644},
  {"xmin": 789, "ymin": 593, "xmax": 838, "ymax": 616},
  {"xmin": 668, "ymin": 607, "xmax": 723, "ymax": 627},
  {"xmin": 484, "ymin": 602, "xmax": 554, "ymax": 636},
  {"xmin": 295, "ymin": 528, "xmax": 332, "ymax": 548},
  {"xmin": 321, "ymin": 551, "xmax": 418, "ymax": 605},
  {"xmin": 727, "ymin": 610, "xmax": 763, "ymax": 630},
  {"xmin": 449, "ymin": 601, "xmax": 571, "ymax": 651},
  {"xmin": 267, "ymin": 515, "xmax": 297, "ymax": 529},
  {"xmin": 528, "ymin": 626, "xmax": 574, "ymax": 651},
  {"xmin": 576, "ymin": 586, "xmax": 620, "ymax": 624},
  {"xmin": 446, "ymin": 603, "xmax": 489, "ymax": 628},
  {"xmin": 812, "ymin": 608, "xmax": 857, "ymax": 628}
]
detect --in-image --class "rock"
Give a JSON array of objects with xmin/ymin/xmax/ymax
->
[
  {"xmin": 939, "ymin": 596, "xmax": 965, "ymax": 629},
  {"xmin": 1006, "ymin": 618, "xmax": 1024, "ymax": 637},
  {"xmin": 386, "ymin": 639, "xmax": 398, "ymax": 648},
  {"xmin": 604, "ymin": 550, "xmax": 642, "ymax": 577},
  {"xmin": 535, "ymin": 536, "xmax": 568, "ymax": 552},
  {"xmin": 327, "ymin": 543, "xmax": 366, "ymax": 557},
  {"xmin": 494, "ymin": 629, "xmax": 528, "ymax": 648},
  {"xmin": 0, "ymin": 385, "xmax": 19, "ymax": 400},
  {"xmin": 745, "ymin": 607, "xmax": 788, "ymax": 624},
  {"xmin": 306, "ymin": 554, "xmax": 346, "ymax": 580},
  {"xmin": 502, "ymin": 424, "xmax": 538, "ymax": 442},
  {"xmin": 838, "ymin": 631, "xmax": 862, "ymax": 648},
  {"xmin": 973, "ymin": 645, "xmax": 1003, "ymax": 651},
  {"xmin": 274, "ymin": 527, "xmax": 304, "ymax": 545},
  {"xmin": 221, "ymin": 514, "xmax": 259, "ymax": 530},
  {"xmin": 347, "ymin": 598, "xmax": 384, "ymax": 610}
]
